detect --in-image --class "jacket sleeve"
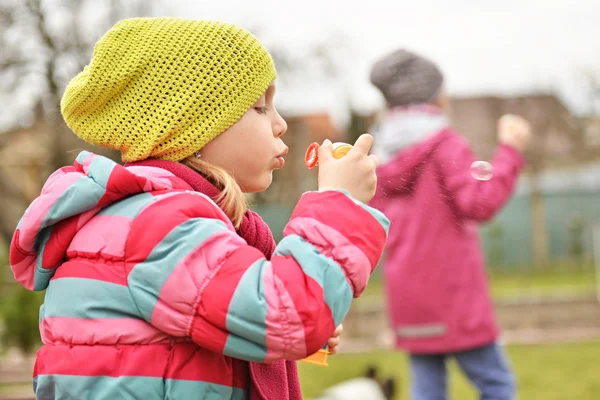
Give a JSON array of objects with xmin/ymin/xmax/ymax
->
[
  {"xmin": 125, "ymin": 190, "xmax": 389, "ymax": 363},
  {"xmin": 436, "ymin": 131, "xmax": 525, "ymax": 221}
]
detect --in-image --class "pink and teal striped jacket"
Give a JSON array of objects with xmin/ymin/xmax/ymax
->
[{"xmin": 9, "ymin": 151, "xmax": 389, "ymax": 399}]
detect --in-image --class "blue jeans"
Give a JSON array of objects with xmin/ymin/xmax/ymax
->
[{"xmin": 409, "ymin": 343, "xmax": 516, "ymax": 400}]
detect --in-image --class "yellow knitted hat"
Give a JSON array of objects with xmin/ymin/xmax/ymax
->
[{"xmin": 61, "ymin": 18, "xmax": 276, "ymax": 162}]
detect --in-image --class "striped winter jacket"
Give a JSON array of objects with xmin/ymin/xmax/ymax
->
[{"xmin": 9, "ymin": 151, "xmax": 390, "ymax": 399}]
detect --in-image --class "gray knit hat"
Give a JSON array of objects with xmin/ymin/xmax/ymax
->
[{"xmin": 370, "ymin": 49, "xmax": 444, "ymax": 107}]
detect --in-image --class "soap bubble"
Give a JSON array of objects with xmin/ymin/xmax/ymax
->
[{"xmin": 470, "ymin": 161, "xmax": 493, "ymax": 181}]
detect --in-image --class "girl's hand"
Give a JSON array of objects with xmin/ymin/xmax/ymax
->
[
  {"xmin": 327, "ymin": 324, "xmax": 343, "ymax": 355},
  {"xmin": 317, "ymin": 134, "xmax": 379, "ymax": 204},
  {"xmin": 498, "ymin": 114, "xmax": 530, "ymax": 153}
]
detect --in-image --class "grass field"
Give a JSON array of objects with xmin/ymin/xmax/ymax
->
[
  {"xmin": 0, "ymin": 381, "xmax": 31, "ymax": 397},
  {"xmin": 4, "ymin": 342, "xmax": 600, "ymax": 399},
  {"xmin": 359, "ymin": 265, "xmax": 597, "ymax": 302},
  {"xmin": 299, "ymin": 341, "xmax": 600, "ymax": 400}
]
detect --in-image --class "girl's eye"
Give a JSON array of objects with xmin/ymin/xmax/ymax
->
[{"xmin": 255, "ymin": 107, "xmax": 268, "ymax": 115}]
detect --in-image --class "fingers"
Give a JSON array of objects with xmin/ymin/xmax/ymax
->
[
  {"xmin": 327, "ymin": 336, "xmax": 340, "ymax": 355},
  {"xmin": 518, "ymin": 120, "xmax": 531, "ymax": 136},
  {"xmin": 327, "ymin": 324, "xmax": 343, "ymax": 355},
  {"xmin": 318, "ymin": 139, "xmax": 334, "ymax": 164},
  {"xmin": 368, "ymin": 154, "xmax": 380, "ymax": 168},
  {"xmin": 499, "ymin": 114, "xmax": 529, "ymax": 133},
  {"xmin": 333, "ymin": 324, "xmax": 343, "ymax": 337},
  {"xmin": 327, "ymin": 336, "xmax": 340, "ymax": 348},
  {"xmin": 349, "ymin": 134, "xmax": 375, "ymax": 156}
]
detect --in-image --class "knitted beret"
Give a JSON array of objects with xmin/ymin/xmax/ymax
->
[{"xmin": 370, "ymin": 48, "xmax": 443, "ymax": 107}]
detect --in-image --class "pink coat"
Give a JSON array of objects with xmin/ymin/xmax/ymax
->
[
  {"xmin": 10, "ymin": 151, "xmax": 389, "ymax": 399},
  {"xmin": 370, "ymin": 126, "xmax": 524, "ymax": 354}
]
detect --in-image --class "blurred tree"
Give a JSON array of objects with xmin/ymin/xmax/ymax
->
[
  {"xmin": 0, "ymin": 0, "xmax": 160, "ymax": 166},
  {"xmin": 518, "ymin": 99, "xmax": 555, "ymax": 270},
  {"xmin": 582, "ymin": 69, "xmax": 600, "ymax": 116},
  {"xmin": 487, "ymin": 221, "xmax": 505, "ymax": 267},
  {"xmin": 0, "ymin": 287, "xmax": 44, "ymax": 354},
  {"xmin": 0, "ymin": 0, "xmax": 161, "ymax": 352},
  {"xmin": 257, "ymin": 30, "xmax": 348, "ymax": 86},
  {"xmin": 347, "ymin": 108, "xmax": 378, "ymax": 145},
  {"xmin": 567, "ymin": 211, "xmax": 586, "ymax": 268},
  {"xmin": 580, "ymin": 70, "xmax": 600, "ymax": 150},
  {"xmin": 0, "ymin": 0, "xmax": 159, "ymax": 247},
  {"xmin": 506, "ymin": 95, "xmax": 584, "ymax": 269}
]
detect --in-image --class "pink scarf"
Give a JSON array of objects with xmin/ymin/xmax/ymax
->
[{"xmin": 127, "ymin": 159, "xmax": 302, "ymax": 400}]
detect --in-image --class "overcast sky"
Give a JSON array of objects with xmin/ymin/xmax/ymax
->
[
  {"xmin": 1, "ymin": 0, "xmax": 598, "ymax": 131},
  {"xmin": 169, "ymin": 0, "xmax": 600, "ymax": 122}
]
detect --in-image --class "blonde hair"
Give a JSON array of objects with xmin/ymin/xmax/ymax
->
[{"xmin": 183, "ymin": 157, "xmax": 247, "ymax": 229}]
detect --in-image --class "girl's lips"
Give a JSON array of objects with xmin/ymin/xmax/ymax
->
[
  {"xmin": 276, "ymin": 156, "xmax": 285, "ymax": 168},
  {"xmin": 275, "ymin": 147, "xmax": 288, "ymax": 169}
]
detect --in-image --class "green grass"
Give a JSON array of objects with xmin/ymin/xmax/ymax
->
[
  {"xmin": 360, "ymin": 266, "xmax": 597, "ymax": 302},
  {"xmin": 488, "ymin": 267, "xmax": 596, "ymax": 298},
  {"xmin": 2, "ymin": 343, "xmax": 599, "ymax": 400},
  {"xmin": 299, "ymin": 341, "xmax": 600, "ymax": 400},
  {"xmin": 0, "ymin": 381, "xmax": 31, "ymax": 397}
]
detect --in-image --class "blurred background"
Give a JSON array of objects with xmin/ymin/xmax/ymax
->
[{"xmin": 1, "ymin": 0, "xmax": 599, "ymax": 399}]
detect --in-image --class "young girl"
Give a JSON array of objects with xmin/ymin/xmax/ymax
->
[
  {"xmin": 368, "ymin": 49, "xmax": 530, "ymax": 400},
  {"xmin": 9, "ymin": 18, "xmax": 389, "ymax": 399}
]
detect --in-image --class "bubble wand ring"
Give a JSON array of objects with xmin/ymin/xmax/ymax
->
[{"xmin": 304, "ymin": 142, "xmax": 353, "ymax": 169}]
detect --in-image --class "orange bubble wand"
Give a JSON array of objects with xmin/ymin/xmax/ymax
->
[{"xmin": 304, "ymin": 141, "xmax": 353, "ymax": 169}]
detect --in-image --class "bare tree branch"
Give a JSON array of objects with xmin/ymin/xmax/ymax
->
[{"xmin": 0, "ymin": 0, "xmax": 158, "ymax": 248}]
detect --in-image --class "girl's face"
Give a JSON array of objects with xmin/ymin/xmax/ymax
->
[{"xmin": 200, "ymin": 84, "xmax": 288, "ymax": 193}]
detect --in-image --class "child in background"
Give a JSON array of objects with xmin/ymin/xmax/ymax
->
[
  {"xmin": 10, "ymin": 18, "xmax": 388, "ymax": 399},
  {"xmin": 368, "ymin": 48, "xmax": 530, "ymax": 400}
]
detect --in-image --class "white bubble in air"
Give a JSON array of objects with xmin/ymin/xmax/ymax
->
[{"xmin": 470, "ymin": 161, "xmax": 493, "ymax": 181}]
